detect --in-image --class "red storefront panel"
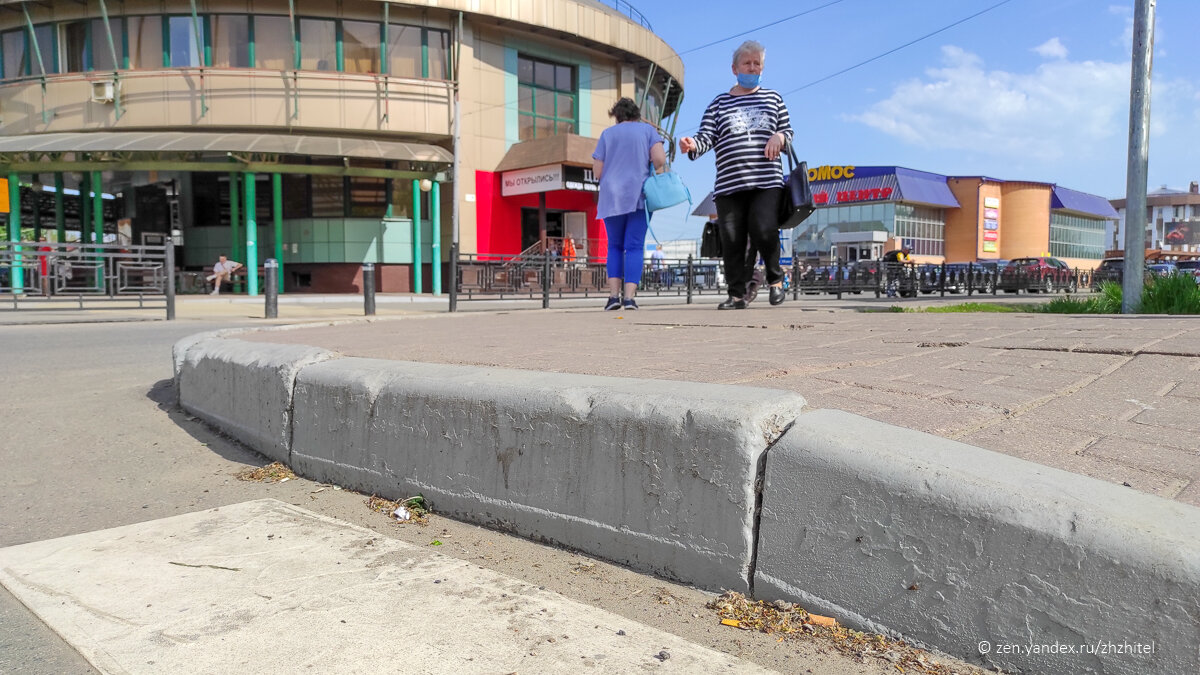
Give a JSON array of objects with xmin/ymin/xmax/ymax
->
[{"xmin": 475, "ymin": 170, "xmax": 608, "ymax": 258}]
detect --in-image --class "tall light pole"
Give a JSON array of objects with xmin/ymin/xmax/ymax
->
[{"xmin": 1122, "ymin": 0, "xmax": 1155, "ymax": 313}]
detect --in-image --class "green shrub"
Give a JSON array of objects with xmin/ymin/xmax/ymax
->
[{"xmin": 1141, "ymin": 274, "xmax": 1200, "ymax": 314}]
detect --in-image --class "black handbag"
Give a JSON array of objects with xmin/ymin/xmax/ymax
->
[
  {"xmin": 778, "ymin": 144, "xmax": 815, "ymax": 230},
  {"xmin": 700, "ymin": 220, "xmax": 724, "ymax": 258}
]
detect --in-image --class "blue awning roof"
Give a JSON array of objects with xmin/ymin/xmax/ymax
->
[
  {"xmin": 1051, "ymin": 186, "xmax": 1118, "ymax": 218},
  {"xmin": 894, "ymin": 167, "xmax": 960, "ymax": 208}
]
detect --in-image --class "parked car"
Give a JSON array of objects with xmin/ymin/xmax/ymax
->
[
  {"xmin": 999, "ymin": 256, "xmax": 1076, "ymax": 293},
  {"xmin": 1092, "ymin": 258, "xmax": 1123, "ymax": 288},
  {"xmin": 1147, "ymin": 262, "xmax": 1179, "ymax": 278},
  {"xmin": 1174, "ymin": 259, "xmax": 1200, "ymax": 284}
]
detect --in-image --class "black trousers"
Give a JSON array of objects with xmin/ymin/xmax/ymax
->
[{"xmin": 715, "ymin": 187, "xmax": 784, "ymax": 299}]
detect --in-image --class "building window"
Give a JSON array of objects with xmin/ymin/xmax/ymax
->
[
  {"xmin": 518, "ymin": 55, "xmax": 575, "ymax": 140},
  {"xmin": 211, "ymin": 15, "xmax": 249, "ymax": 68},
  {"xmin": 427, "ymin": 29, "xmax": 449, "ymax": 79},
  {"xmin": 349, "ymin": 176, "xmax": 388, "ymax": 217},
  {"xmin": 893, "ymin": 203, "xmax": 945, "ymax": 256},
  {"xmin": 127, "ymin": 16, "xmax": 163, "ymax": 69},
  {"xmin": 635, "ymin": 70, "xmax": 663, "ymax": 125},
  {"xmin": 1, "ymin": 29, "xmax": 24, "ymax": 79},
  {"xmin": 1050, "ymin": 212, "xmax": 1106, "ymax": 260},
  {"xmin": 298, "ymin": 18, "xmax": 336, "ymax": 71},
  {"xmin": 63, "ymin": 21, "xmax": 87, "ymax": 72},
  {"xmin": 91, "ymin": 18, "xmax": 121, "ymax": 71},
  {"xmin": 30, "ymin": 24, "xmax": 54, "ymax": 74},
  {"xmin": 386, "ymin": 24, "xmax": 421, "ymax": 77},
  {"xmin": 310, "ymin": 159, "xmax": 345, "ymax": 217},
  {"xmin": 167, "ymin": 16, "xmax": 204, "ymax": 67},
  {"xmin": 342, "ymin": 20, "xmax": 380, "ymax": 74},
  {"xmin": 253, "ymin": 15, "xmax": 291, "ymax": 70}
]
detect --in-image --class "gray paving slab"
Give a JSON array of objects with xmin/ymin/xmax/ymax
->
[
  {"xmin": 0, "ymin": 499, "xmax": 770, "ymax": 675},
  {"xmin": 236, "ymin": 306, "xmax": 1200, "ymax": 506}
]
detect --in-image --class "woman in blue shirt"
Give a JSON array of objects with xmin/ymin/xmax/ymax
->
[{"xmin": 593, "ymin": 98, "xmax": 667, "ymax": 310}]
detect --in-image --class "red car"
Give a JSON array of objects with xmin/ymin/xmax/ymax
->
[{"xmin": 999, "ymin": 257, "xmax": 1077, "ymax": 293}]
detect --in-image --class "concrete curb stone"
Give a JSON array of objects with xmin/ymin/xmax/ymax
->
[
  {"xmin": 288, "ymin": 357, "xmax": 806, "ymax": 592},
  {"xmin": 755, "ymin": 408, "xmax": 1200, "ymax": 674},
  {"xmin": 176, "ymin": 338, "xmax": 339, "ymax": 462}
]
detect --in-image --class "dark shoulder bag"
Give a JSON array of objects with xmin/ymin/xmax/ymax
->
[
  {"xmin": 700, "ymin": 220, "xmax": 723, "ymax": 258},
  {"xmin": 778, "ymin": 143, "xmax": 815, "ymax": 230}
]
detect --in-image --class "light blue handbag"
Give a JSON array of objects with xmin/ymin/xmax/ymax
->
[{"xmin": 642, "ymin": 163, "xmax": 692, "ymax": 212}]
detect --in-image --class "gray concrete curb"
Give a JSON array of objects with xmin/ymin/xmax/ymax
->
[
  {"xmin": 173, "ymin": 335, "xmax": 1200, "ymax": 673},
  {"xmin": 755, "ymin": 408, "xmax": 1200, "ymax": 674},
  {"xmin": 176, "ymin": 337, "xmax": 337, "ymax": 461},
  {"xmin": 175, "ymin": 339, "xmax": 804, "ymax": 592}
]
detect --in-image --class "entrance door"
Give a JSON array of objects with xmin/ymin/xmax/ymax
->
[
  {"xmin": 521, "ymin": 208, "xmax": 564, "ymax": 251},
  {"xmin": 563, "ymin": 212, "xmax": 587, "ymax": 259}
]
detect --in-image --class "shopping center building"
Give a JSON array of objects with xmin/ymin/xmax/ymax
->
[
  {"xmin": 793, "ymin": 165, "xmax": 1117, "ymax": 269},
  {"xmin": 0, "ymin": 0, "xmax": 682, "ymax": 292}
]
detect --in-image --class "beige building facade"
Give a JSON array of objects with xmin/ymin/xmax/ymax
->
[{"xmin": 0, "ymin": 0, "xmax": 682, "ymax": 292}]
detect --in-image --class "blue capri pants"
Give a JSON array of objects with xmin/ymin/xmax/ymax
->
[{"xmin": 603, "ymin": 210, "xmax": 648, "ymax": 285}]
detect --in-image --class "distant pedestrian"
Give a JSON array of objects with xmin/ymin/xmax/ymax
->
[
  {"xmin": 593, "ymin": 97, "xmax": 667, "ymax": 311},
  {"xmin": 679, "ymin": 40, "xmax": 793, "ymax": 310},
  {"xmin": 651, "ymin": 245, "xmax": 666, "ymax": 284},
  {"xmin": 562, "ymin": 237, "xmax": 577, "ymax": 266},
  {"xmin": 207, "ymin": 254, "xmax": 242, "ymax": 295}
]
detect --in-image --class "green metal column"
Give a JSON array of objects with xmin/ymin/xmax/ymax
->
[
  {"xmin": 91, "ymin": 171, "xmax": 104, "ymax": 291},
  {"xmin": 54, "ymin": 173, "xmax": 65, "ymax": 243},
  {"xmin": 431, "ymin": 181, "xmax": 441, "ymax": 296},
  {"xmin": 272, "ymin": 173, "xmax": 284, "ymax": 294},
  {"xmin": 32, "ymin": 179, "xmax": 41, "ymax": 243},
  {"xmin": 7, "ymin": 173, "xmax": 22, "ymax": 292},
  {"xmin": 412, "ymin": 179, "xmax": 422, "ymax": 294},
  {"xmin": 79, "ymin": 173, "xmax": 91, "ymax": 243},
  {"xmin": 245, "ymin": 172, "xmax": 259, "ymax": 296},
  {"xmin": 91, "ymin": 171, "xmax": 103, "ymax": 247},
  {"xmin": 384, "ymin": 178, "xmax": 394, "ymax": 217}
]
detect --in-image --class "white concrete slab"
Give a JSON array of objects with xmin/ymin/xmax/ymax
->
[{"xmin": 0, "ymin": 499, "xmax": 769, "ymax": 675}]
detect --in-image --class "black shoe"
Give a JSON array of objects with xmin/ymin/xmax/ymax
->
[
  {"xmin": 622, "ymin": 298, "xmax": 639, "ymax": 310},
  {"xmin": 604, "ymin": 296, "xmax": 621, "ymax": 311},
  {"xmin": 769, "ymin": 285, "xmax": 786, "ymax": 306},
  {"xmin": 745, "ymin": 281, "xmax": 759, "ymax": 305},
  {"xmin": 718, "ymin": 297, "xmax": 747, "ymax": 310}
]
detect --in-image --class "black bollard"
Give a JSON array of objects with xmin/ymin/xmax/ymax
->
[
  {"xmin": 686, "ymin": 254, "xmax": 694, "ymax": 304},
  {"xmin": 363, "ymin": 263, "xmax": 376, "ymax": 316},
  {"xmin": 264, "ymin": 259, "xmax": 278, "ymax": 319}
]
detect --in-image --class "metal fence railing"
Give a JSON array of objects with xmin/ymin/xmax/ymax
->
[
  {"xmin": 1, "ymin": 240, "xmax": 176, "ymax": 318},
  {"xmin": 448, "ymin": 250, "xmax": 1099, "ymax": 311}
]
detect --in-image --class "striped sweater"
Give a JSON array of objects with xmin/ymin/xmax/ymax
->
[{"xmin": 688, "ymin": 88, "xmax": 794, "ymax": 196}]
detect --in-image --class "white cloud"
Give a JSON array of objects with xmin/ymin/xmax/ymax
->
[
  {"xmin": 1033, "ymin": 37, "xmax": 1068, "ymax": 60},
  {"xmin": 852, "ymin": 46, "xmax": 1131, "ymax": 162}
]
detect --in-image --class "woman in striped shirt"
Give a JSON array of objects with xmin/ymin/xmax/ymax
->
[{"xmin": 679, "ymin": 40, "xmax": 793, "ymax": 310}]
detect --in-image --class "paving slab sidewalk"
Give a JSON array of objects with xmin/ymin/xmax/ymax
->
[{"xmin": 236, "ymin": 304, "xmax": 1200, "ymax": 507}]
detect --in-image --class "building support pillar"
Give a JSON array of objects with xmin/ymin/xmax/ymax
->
[
  {"xmin": 431, "ymin": 180, "xmax": 441, "ymax": 296},
  {"xmin": 54, "ymin": 173, "xmax": 65, "ymax": 244},
  {"xmin": 245, "ymin": 172, "xmax": 259, "ymax": 296},
  {"xmin": 7, "ymin": 172, "xmax": 22, "ymax": 293},
  {"xmin": 412, "ymin": 179, "xmax": 422, "ymax": 294},
  {"xmin": 273, "ymin": 173, "xmax": 284, "ymax": 294}
]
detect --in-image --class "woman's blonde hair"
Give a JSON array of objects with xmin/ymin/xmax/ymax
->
[{"xmin": 732, "ymin": 40, "xmax": 765, "ymax": 66}]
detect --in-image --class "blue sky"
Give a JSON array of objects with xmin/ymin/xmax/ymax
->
[{"xmin": 638, "ymin": 0, "xmax": 1200, "ymax": 241}]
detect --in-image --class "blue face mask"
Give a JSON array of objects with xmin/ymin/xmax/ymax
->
[{"xmin": 736, "ymin": 72, "xmax": 761, "ymax": 89}]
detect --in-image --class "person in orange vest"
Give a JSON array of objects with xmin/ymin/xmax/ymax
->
[{"xmin": 562, "ymin": 237, "xmax": 577, "ymax": 265}]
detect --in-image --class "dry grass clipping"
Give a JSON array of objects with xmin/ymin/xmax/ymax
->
[
  {"xmin": 235, "ymin": 462, "xmax": 296, "ymax": 483},
  {"xmin": 708, "ymin": 592, "xmax": 977, "ymax": 674},
  {"xmin": 366, "ymin": 495, "xmax": 430, "ymax": 526}
]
